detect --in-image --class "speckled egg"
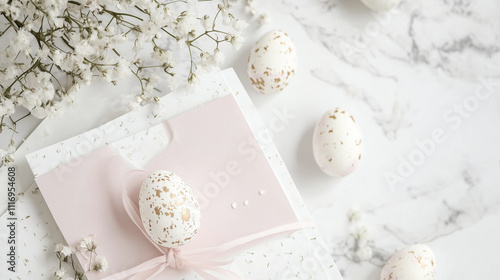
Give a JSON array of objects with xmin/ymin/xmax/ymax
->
[
  {"xmin": 380, "ymin": 244, "xmax": 436, "ymax": 280},
  {"xmin": 313, "ymin": 108, "xmax": 363, "ymax": 177},
  {"xmin": 247, "ymin": 30, "xmax": 297, "ymax": 94},
  {"xmin": 360, "ymin": 0, "xmax": 401, "ymax": 11},
  {"xmin": 139, "ymin": 171, "xmax": 201, "ymax": 248}
]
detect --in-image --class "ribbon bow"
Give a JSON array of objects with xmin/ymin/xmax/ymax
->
[{"xmin": 100, "ymin": 187, "xmax": 243, "ymax": 280}]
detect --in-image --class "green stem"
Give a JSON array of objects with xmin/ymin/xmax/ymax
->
[
  {"xmin": 2, "ymin": 13, "xmax": 20, "ymax": 31},
  {"xmin": 2, "ymin": 60, "xmax": 40, "ymax": 98},
  {"xmin": 0, "ymin": 24, "xmax": 12, "ymax": 37},
  {"xmin": 161, "ymin": 27, "xmax": 177, "ymax": 39},
  {"xmin": 129, "ymin": 66, "xmax": 146, "ymax": 95},
  {"xmin": 0, "ymin": 115, "xmax": 4, "ymax": 133},
  {"xmin": 212, "ymin": 7, "xmax": 222, "ymax": 30},
  {"xmin": 186, "ymin": 43, "xmax": 195, "ymax": 78},
  {"xmin": 14, "ymin": 113, "xmax": 31, "ymax": 123},
  {"xmin": 88, "ymin": 250, "xmax": 93, "ymax": 271}
]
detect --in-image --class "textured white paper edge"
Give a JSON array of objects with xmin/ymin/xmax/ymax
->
[
  {"xmin": 7, "ymin": 69, "xmax": 342, "ymax": 279},
  {"xmin": 220, "ymin": 70, "xmax": 343, "ymax": 279}
]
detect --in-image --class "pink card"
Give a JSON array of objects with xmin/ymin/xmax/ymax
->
[{"xmin": 35, "ymin": 95, "xmax": 310, "ymax": 279}]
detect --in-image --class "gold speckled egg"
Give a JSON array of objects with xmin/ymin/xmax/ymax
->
[
  {"xmin": 138, "ymin": 171, "xmax": 201, "ymax": 248},
  {"xmin": 380, "ymin": 244, "xmax": 436, "ymax": 280},
  {"xmin": 247, "ymin": 30, "xmax": 298, "ymax": 94}
]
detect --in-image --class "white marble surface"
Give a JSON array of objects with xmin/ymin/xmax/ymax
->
[
  {"xmin": 1, "ymin": 0, "xmax": 500, "ymax": 279},
  {"xmin": 8, "ymin": 70, "xmax": 340, "ymax": 280},
  {"xmin": 230, "ymin": 0, "xmax": 500, "ymax": 279}
]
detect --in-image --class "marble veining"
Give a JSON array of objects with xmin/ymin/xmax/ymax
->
[
  {"xmin": 1, "ymin": 0, "xmax": 499, "ymax": 279},
  {"xmin": 243, "ymin": 0, "xmax": 500, "ymax": 279}
]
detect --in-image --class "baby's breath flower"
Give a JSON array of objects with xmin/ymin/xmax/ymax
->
[
  {"xmin": 3, "ymin": 66, "xmax": 19, "ymax": 81},
  {"xmin": 121, "ymin": 95, "xmax": 142, "ymax": 112},
  {"xmin": 347, "ymin": 207, "xmax": 363, "ymax": 222},
  {"xmin": 355, "ymin": 246, "xmax": 373, "ymax": 261},
  {"xmin": 259, "ymin": 12, "xmax": 270, "ymax": 26},
  {"xmin": 7, "ymin": 28, "xmax": 31, "ymax": 58},
  {"xmin": 54, "ymin": 268, "xmax": 65, "ymax": 279},
  {"xmin": 188, "ymin": 72, "xmax": 198, "ymax": 85},
  {"xmin": 67, "ymin": 83, "xmax": 80, "ymax": 96},
  {"xmin": 232, "ymin": 19, "xmax": 248, "ymax": 32},
  {"xmin": 114, "ymin": 60, "xmax": 131, "ymax": 80},
  {"xmin": 85, "ymin": 0, "xmax": 102, "ymax": 12},
  {"xmin": 54, "ymin": 243, "xmax": 64, "ymax": 253},
  {"xmin": 31, "ymin": 107, "xmax": 48, "ymax": 119},
  {"xmin": 151, "ymin": 49, "xmax": 174, "ymax": 65},
  {"xmin": 79, "ymin": 234, "xmax": 97, "ymax": 252},
  {"xmin": 6, "ymin": 153, "xmax": 15, "ymax": 163},
  {"xmin": 0, "ymin": 0, "xmax": 244, "ymax": 162},
  {"xmin": 167, "ymin": 76, "xmax": 178, "ymax": 91},
  {"xmin": 228, "ymin": 35, "xmax": 244, "ymax": 50},
  {"xmin": 139, "ymin": 20, "xmax": 160, "ymax": 41},
  {"xmin": 47, "ymin": 102, "xmax": 65, "ymax": 119},
  {"xmin": 175, "ymin": 14, "xmax": 199, "ymax": 40},
  {"xmin": 93, "ymin": 255, "xmax": 108, "ymax": 272},
  {"xmin": 36, "ymin": 45, "xmax": 51, "ymax": 61},
  {"xmin": 145, "ymin": 74, "xmax": 160, "ymax": 92},
  {"xmin": 0, "ymin": 98, "xmax": 15, "ymax": 116},
  {"xmin": 60, "ymin": 246, "xmax": 74, "ymax": 258},
  {"xmin": 201, "ymin": 15, "xmax": 212, "ymax": 31},
  {"xmin": 353, "ymin": 225, "xmax": 369, "ymax": 242},
  {"xmin": 153, "ymin": 96, "xmax": 166, "ymax": 116}
]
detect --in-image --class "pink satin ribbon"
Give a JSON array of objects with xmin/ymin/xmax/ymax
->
[
  {"xmin": 99, "ymin": 185, "xmax": 315, "ymax": 280},
  {"xmin": 96, "ymin": 162, "xmax": 316, "ymax": 280}
]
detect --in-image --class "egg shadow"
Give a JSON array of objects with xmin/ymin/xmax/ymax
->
[
  {"xmin": 231, "ymin": 46, "xmax": 254, "ymax": 97},
  {"xmin": 230, "ymin": 43, "xmax": 250, "ymax": 84},
  {"xmin": 294, "ymin": 126, "xmax": 341, "ymax": 195}
]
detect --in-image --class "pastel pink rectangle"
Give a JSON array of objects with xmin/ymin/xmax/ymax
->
[{"xmin": 35, "ymin": 95, "xmax": 300, "ymax": 279}]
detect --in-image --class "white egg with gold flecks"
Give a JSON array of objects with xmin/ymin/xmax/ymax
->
[
  {"xmin": 380, "ymin": 244, "xmax": 436, "ymax": 280},
  {"xmin": 139, "ymin": 170, "xmax": 200, "ymax": 248},
  {"xmin": 247, "ymin": 30, "xmax": 297, "ymax": 94},
  {"xmin": 313, "ymin": 108, "xmax": 363, "ymax": 177},
  {"xmin": 360, "ymin": 0, "xmax": 401, "ymax": 11}
]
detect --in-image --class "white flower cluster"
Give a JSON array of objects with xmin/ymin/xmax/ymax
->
[
  {"xmin": 231, "ymin": 0, "xmax": 270, "ymax": 26},
  {"xmin": 79, "ymin": 234, "xmax": 108, "ymax": 272},
  {"xmin": 0, "ymin": 146, "xmax": 16, "ymax": 166},
  {"xmin": 54, "ymin": 243, "xmax": 77, "ymax": 280},
  {"xmin": 0, "ymin": 0, "xmax": 247, "ymax": 166},
  {"xmin": 55, "ymin": 243, "xmax": 75, "ymax": 259},
  {"xmin": 79, "ymin": 234, "xmax": 97, "ymax": 252},
  {"xmin": 54, "ymin": 234, "xmax": 108, "ymax": 280},
  {"xmin": 346, "ymin": 206, "xmax": 374, "ymax": 262}
]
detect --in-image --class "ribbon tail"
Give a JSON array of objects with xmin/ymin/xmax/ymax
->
[
  {"xmin": 122, "ymin": 187, "xmax": 166, "ymax": 253},
  {"xmin": 116, "ymin": 170, "xmax": 314, "ymax": 280},
  {"xmin": 183, "ymin": 221, "xmax": 316, "ymax": 256},
  {"xmin": 181, "ymin": 256, "xmax": 246, "ymax": 280},
  {"xmin": 192, "ymin": 265, "xmax": 244, "ymax": 280},
  {"xmin": 100, "ymin": 255, "xmax": 166, "ymax": 280},
  {"xmin": 129, "ymin": 264, "xmax": 165, "ymax": 280}
]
